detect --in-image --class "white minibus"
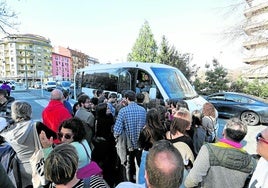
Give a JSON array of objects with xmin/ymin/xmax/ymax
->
[{"xmin": 74, "ymin": 62, "xmax": 207, "ymax": 112}]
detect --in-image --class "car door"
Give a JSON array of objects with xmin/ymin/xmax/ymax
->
[
  {"xmin": 207, "ymin": 93, "xmax": 238, "ymax": 118},
  {"xmin": 222, "ymin": 93, "xmax": 244, "ymax": 117},
  {"xmin": 207, "ymin": 93, "xmax": 226, "ymax": 117}
]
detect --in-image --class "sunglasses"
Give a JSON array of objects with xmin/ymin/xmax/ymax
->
[
  {"xmin": 256, "ymin": 132, "xmax": 268, "ymax": 145},
  {"xmin": 58, "ymin": 132, "xmax": 73, "ymax": 140}
]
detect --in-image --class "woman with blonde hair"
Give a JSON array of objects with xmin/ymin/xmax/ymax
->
[{"xmin": 202, "ymin": 102, "xmax": 217, "ymax": 143}]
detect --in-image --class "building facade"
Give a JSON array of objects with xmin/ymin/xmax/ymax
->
[
  {"xmin": 0, "ymin": 34, "xmax": 52, "ymax": 85},
  {"xmin": 52, "ymin": 46, "xmax": 71, "ymax": 81},
  {"xmin": 54, "ymin": 47, "xmax": 99, "ymax": 81},
  {"xmin": 243, "ymin": 0, "xmax": 268, "ymax": 80}
]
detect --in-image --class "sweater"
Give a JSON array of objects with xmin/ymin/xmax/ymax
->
[{"xmin": 42, "ymin": 100, "xmax": 72, "ymax": 134}]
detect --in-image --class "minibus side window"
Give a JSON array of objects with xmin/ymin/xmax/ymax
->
[{"xmin": 118, "ymin": 70, "xmax": 131, "ymax": 92}]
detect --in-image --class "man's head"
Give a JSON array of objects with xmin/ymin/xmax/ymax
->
[
  {"xmin": 108, "ymin": 93, "xmax": 117, "ymax": 103},
  {"xmin": 50, "ymin": 89, "xmax": 64, "ymax": 101},
  {"xmin": 223, "ymin": 117, "xmax": 247, "ymax": 142},
  {"xmin": 136, "ymin": 93, "xmax": 145, "ymax": 104},
  {"xmin": 44, "ymin": 143, "xmax": 78, "ymax": 185},
  {"xmin": 77, "ymin": 94, "xmax": 91, "ymax": 109},
  {"xmin": 96, "ymin": 89, "xmax": 103, "ymax": 98},
  {"xmin": 145, "ymin": 140, "xmax": 184, "ymax": 188},
  {"xmin": 256, "ymin": 127, "xmax": 268, "ymax": 160},
  {"xmin": 124, "ymin": 90, "xmax": 136, "ymax": 102}
]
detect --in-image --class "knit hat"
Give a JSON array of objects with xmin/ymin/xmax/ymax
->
[{"xmin": 0, "ymin": 117, "xmax": 7, "ymax": 132}]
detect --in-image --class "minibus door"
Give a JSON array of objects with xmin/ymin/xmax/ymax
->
[{"xmin": 118, "ymin": 70, "xmax": 131, "ymax": 93}]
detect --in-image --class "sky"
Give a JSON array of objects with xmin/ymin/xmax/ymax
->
[{"xmin": 4, "ymin": 0, "xmax": 247, "ymax": 69}]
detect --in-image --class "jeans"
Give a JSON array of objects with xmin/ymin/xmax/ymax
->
[
  {"xmin": 126, "ymin": 149, "xmax": 142, "ymax": 183},
  {"xmin": 138, "ymin": 150, "xmax": 148, "ymax": 184}
]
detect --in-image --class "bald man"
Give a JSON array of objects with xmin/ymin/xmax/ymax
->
[
  {"xmin": 116, "ymin": 140, "xmax": 184, "ymax": 188},
  {"xmin": 42, "ymin": 89, "xmax": 72, "ymax": 143}
]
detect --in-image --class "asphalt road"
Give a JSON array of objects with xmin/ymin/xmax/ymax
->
[{"xmin": 10, "ymin": 89, "xmax": 266, "ymax": 155}]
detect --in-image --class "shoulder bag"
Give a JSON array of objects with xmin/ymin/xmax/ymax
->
[
  {"xmin": 76, "ymin": 142, "xmax": 102, "ymax": 179},
  {"xmin": 30, "ymin": 122, "xmax": 48, "ymax": 188}
]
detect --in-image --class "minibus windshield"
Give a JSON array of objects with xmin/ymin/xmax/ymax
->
[{"xmin": 152, "ymin": 67, "xmax": 197, "ymax": 99}]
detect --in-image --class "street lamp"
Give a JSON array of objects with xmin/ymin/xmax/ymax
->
[{"xmin": 24, "ymin": 47, "xmax": 28, "ymax": 90}]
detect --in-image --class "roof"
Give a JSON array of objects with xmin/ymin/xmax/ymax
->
[{"xmin": 77, "ymin": 62, "xmax": 176, "ymax": 73}]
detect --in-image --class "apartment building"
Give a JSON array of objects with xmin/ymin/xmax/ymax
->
[
  {"xmin": 243, "ymin": 0, "xmax": 268, "ymax": 80},
  {"xmin": 52, "ymin": 46, "xmax": 71, "ymax": 81},
  {"xmin": 0, "ymin": 34, "xmax": 52, "ymax": 84},
  {"xmin": 67, "ymin": 47, "xmax": 99, "ymax": 80}
]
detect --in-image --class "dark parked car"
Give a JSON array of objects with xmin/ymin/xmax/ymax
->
[
  {"xmin": 205, "ymin": 92, "xmax": 268, "ymax": 126},
  {"xmin": 56, "ymin": 81, "xmax": 72, "ymax": 92}
]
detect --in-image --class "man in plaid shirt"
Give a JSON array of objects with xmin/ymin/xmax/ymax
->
[{"xmin": 114, "ymin": 90, "xmax": 146, "ymax": 183}]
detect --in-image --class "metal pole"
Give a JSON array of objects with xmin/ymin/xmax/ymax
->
[
  {"xmin": 25, "ymin": 47, "xmax": 28, "ymax": 90},
  {"xmin": 41, "ymin": 73, "xmax": 44, "ymax": 97}
]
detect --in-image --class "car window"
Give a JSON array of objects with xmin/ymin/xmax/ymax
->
[
  {"xmin": 207, "ymin": 94, "xmax": 225, "ymax": 101},
  {"xmin": 47, "ymin": 82, "xmax": 56, "ymax": 85},
  {"xmin": 226, "ymin": 94, "xmax": 253, "ymax": 103},
  {"xmin": 226, "ymin": 94, "xmax": 239, "ymax": 102}
]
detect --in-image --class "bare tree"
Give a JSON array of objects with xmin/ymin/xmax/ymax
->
[
  {"xmin": 0, "ymin": 1, "xmax": 18, "ymax": 34},
  {"xmin": 221, "ymin": 1, "xmax": 247, "ymax": 41}
]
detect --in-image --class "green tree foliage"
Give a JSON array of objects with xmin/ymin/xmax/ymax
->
[
  {"xmin": 229, "ymin": 77, "xmax": 248, "ymax": 92},
  {"xmin": 156, "ymin": 35, "xmax": 196, "ymax": 80},
  {"xmin": 243, "ymin": 80, "xmax": 268, "ymax": 98},
  {"xmin": 128, "ymin": 22, "xmax": 198, "ymax": 81},
  {"xmin": 0, "ymin": 1, "xmax": 18, "ymax": 34},
  {"xmin": 192, "ymin": 78, "xmax": 206, "ymax": 94},
  {"xmin": 127, "ymin": 21, "xmax": 158, "ymax": 63},
  {"xmin": 229, "ymin": 78, "xmax": 268, "ymax": 98},
  {"xmin": 193, "ymin": 58, "xmax": 229, "ymax": 95},
  {"xmin": 204, "ymin": 59, "xmax": 229, "ymax": 94}
]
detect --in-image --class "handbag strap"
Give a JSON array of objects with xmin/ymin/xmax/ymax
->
[{"xmin": 81, "ymin": 141, "xmax": 91, "ymax": 160}]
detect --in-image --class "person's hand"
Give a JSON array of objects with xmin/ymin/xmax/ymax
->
[{"xmin": 39, "ymin": 130, "xmax": 53, "ymax": 148}]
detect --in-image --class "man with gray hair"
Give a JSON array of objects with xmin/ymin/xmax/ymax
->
[
  {"xmin": 42, "ymin": 89, "xmax": 71, "ymax": 143},
  {"xmin": 184, "ymin": 117, "xmax": 256, "ymax": 188}
]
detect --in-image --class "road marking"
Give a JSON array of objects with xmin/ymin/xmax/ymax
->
[{"xmin": 35, "ymin": 99, "xmax": 48, "ymax": 108}]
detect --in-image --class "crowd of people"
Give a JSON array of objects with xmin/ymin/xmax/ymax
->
[{"xmin": 0, "ymin": 87, "xmax": 265, "ymax": 188}]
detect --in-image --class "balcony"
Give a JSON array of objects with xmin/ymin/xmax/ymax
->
[
  {"xmin": 244, "ymin": 2, "xmax": 268, "ymax": 18},
  {"xmin": 243, "ymin": 37, "xmax": 268, "ymax": 50},
  {"xmin": 244, "ymin": 20, "xmax": 268, "ymax": 35},
  {"xmin": 243, "ymin": 54, "xmax": 268, "ymax": 64}
]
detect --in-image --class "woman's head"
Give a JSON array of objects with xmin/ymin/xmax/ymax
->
[
  {"xmin": 170, "ymin": 117, "xmax": 191, "ymax": 135},
  {"xmin": 173, "ymin": 108, "xmax": 191, "ymax": 123},
  {"xmin": 146, "ymin": 108, "xmax": 162, "ymax": 129},
  {"xmin": 58, "ymin": 118, "xmax": 86, "ymax": 143},
  {"xmin": 202, "ymin": 102, "xmax": 216, "ymax": 118},
  {"xmin": 45, "ymin": 143, "xmax": 78, "ymax": 185},
  {"xmin": 11, "ymin": 101, "xmax": 32, "ymax": 122},
  {"xmin": 96, "ymin": 102, "xmax": 108, "ymax": 118},
  {"xmin": 72, "ymin": 102, "xmax": 80, "ymax": 115}
]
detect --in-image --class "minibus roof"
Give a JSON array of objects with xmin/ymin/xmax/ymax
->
[{"xmin": 76, "ymin": 62, "xmax": 177, "ymax": 72}]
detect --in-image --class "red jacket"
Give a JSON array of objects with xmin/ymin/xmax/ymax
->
[{"xmin": 42, "ymin": 100, "xmax": 72, "ymax": 142}]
